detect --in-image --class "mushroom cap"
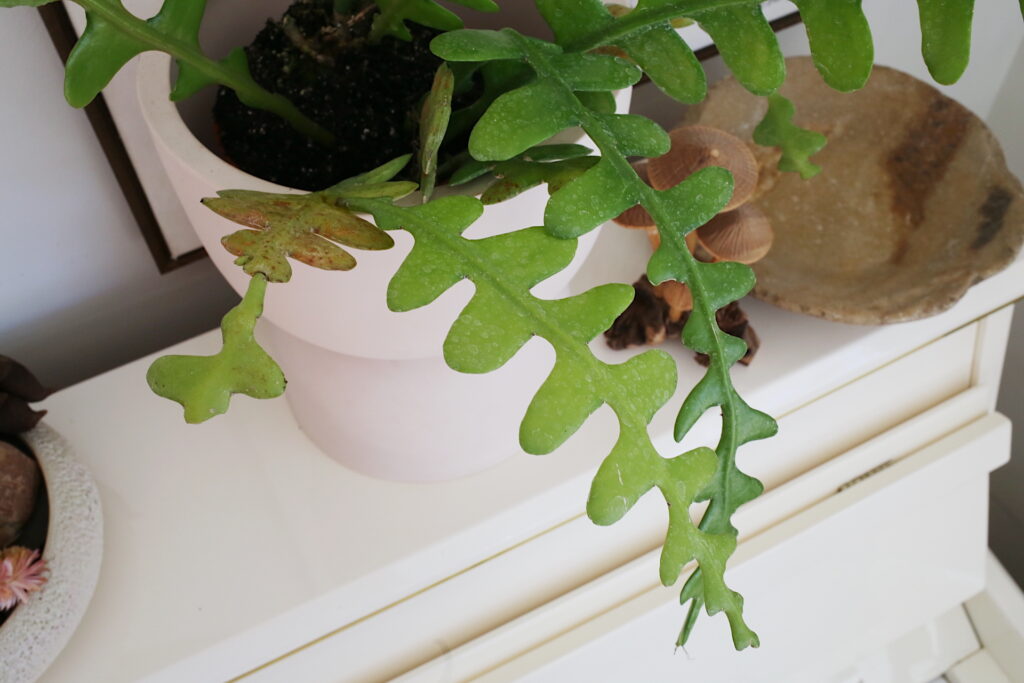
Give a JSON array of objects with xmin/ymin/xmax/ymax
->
[
  {"xmin": 696, "ymin": 203, "xmax": 774, "ymax": 264},
  {"xmin": 654, "ymin": 280, "xmax": 692, "ymax": 319},
  {"xmin": 614, "ymin": 161, "xmax": 655, "ymax": 230},
  {"xmin": 647, "ymin": 125, "xmax": 759, "ymax": 212},
  {"xmin": 646, "ymin": 228, "xmax": 700, "ymax": 253}
]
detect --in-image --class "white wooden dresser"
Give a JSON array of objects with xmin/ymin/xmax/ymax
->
[{"xmin": 32, "ymin": 222, "xmax": 1024, "ymax": 682}]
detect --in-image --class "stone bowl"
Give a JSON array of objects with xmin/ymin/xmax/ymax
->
[
  {"xmin": 0, "ymin": 423, "xmax": 102, "ymax": 683},
  {"xmin": 682, "ymin": 57, "xmax": 1024, "ymax": 324}
]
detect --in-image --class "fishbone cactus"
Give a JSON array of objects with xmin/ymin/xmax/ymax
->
[{"xmin": 4, "ymin": 0, "xmax": 1016, "ymax": 649}]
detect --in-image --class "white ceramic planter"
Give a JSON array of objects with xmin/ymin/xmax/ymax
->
[
  {"xmin": 137, "ymin": 52, "xmax": 631, "ymax": 480},
  {"xmin": 0, "ymin": 424, "xmax": 102, "ymax": 683},
  {"xmin": 137, "ymin": 53, "xmax": 630, "ymax": 360}
]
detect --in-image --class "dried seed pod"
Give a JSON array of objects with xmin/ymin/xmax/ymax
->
[
  {"xmin": 696, "ymin": 203, "xmax": 774, "ymax": 265},
  {"xmin": 614, "ymin": 161, "xmax": 655, "ymax": 230},
  {"xmin": 654, "ymin": 280, "xmax": 693, "ymax": 321},
  {"xmin": 605, "ymin": 278, "xmax": 671, "ymax": 350},
  {"xmin": 647, "ymin": 126, "xmax": 759, "ymax": 212}
]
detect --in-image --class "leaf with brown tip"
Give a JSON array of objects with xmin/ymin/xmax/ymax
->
[{"xmin": 206, "ymin": 191, "xmax": 391, "ymax": 282}]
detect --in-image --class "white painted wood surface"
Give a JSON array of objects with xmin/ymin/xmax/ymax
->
[
  {"xmin": 403, "ymin": 415, "xmax": 1010, "ymax": 683},
  {"xmin": 947, "ymin": 651, "xmax": 1013, "ymax": 683},
  {"xmin": 32, "ymin": 237, "xmax": 1024, "ymax": 683},
  {"xmin": 31, "ymin": 6, "xmax": 1024, "ymax": 677},
  {"xmin": 240, "ymin": 322, "xmax": 980, "ymax": 682},
  {"xmin": 839, "ymin": 606, "xmax": 980, "ymax": 683},
  {"xmin": 965, "ymin": 555, "xmax": 1024, "ymax": 682}
]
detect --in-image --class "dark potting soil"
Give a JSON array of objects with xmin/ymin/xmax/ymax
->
[{"xmin": 214, "ymin": 0, "xmax": 445, "ymax": 191}]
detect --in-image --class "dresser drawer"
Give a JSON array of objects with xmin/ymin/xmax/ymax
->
[
  {"xmin": 233, "ymin": 318, "xmax": 997, "ymax": 683},
  {"xmin": 729, "ymin": 318, "xmax": 980, "ymax": 492},
  {"xmin": 404, "ymin": 414, "xmax": 1010, "ymax": 683}
]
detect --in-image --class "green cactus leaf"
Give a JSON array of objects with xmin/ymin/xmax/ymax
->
[
  {"xmin": 385, "ymin": 197, "xmax": 484, "ymax": 311},
  {"xmin": 444, "ymin": 287, "xmax": 536, "ymax": 373},
  {"xmin": 146, "ymin": 275, "xmax": 285, "ymax": 424},
  {"xmin": 66, "ymin": 0, "xmax": 211, "ymax": 107},
  {"xmin": 544, "ymin": 158, "xmax": 641, "ymax": 238},
  {"xmin": 600, "ymin": 114, "xmax": 671, "ymax": 157},
  {"xmin": 447, "ymin": 60, "xmax": 535, "ymax": 143},
  {"xmin": 550, "ymin": 52, "xmax": 643, "ymax": 91},
  {"xmin": 518, "ymin": 144, "xmax": 594, "ymax": 162},
  {"xmin": 332, "ymin": 153, "xmax": 414, "ymax": 188},
  {"xmin": 64, "ymin": 12, "xmax": 147, "ymax": 107},
  {"xmin": 448, "ymin": 144, "xmax": 599, "ymax": 203},
  {"xmin": 469, "ymin": 79, "xmax": 579, "ymax": 161},
  {"xmin": 574, "ymin": 90, "xmax": 617, "ymax": 114},
  {"xmin": 521, "ymin": 354, "xmax": 608, "ymax": 455},
  {"xmin": 451, "ymin": 28, "xmax": 775, "ymax": 649},
  {"xmin": 480, "ymin": 157, "xmax": 599, "ymax": 204},
  {"xmin": 148, "ymin": 0, "xmax": 205, "ymax": 46},
  {"xmin": 794, "ymin": 0, "xmax": 874, "ymax": 91},
  {"xmin": 448, "ymin": 158, "xmax": 494, "ymax": 187},
  {"xmin": 618, "ymin": 24, "xmax": 706, "ymax": 104},
  {"xmin": 692, "ymin": 4, "xmax": 785, "ymax": 96},
  {"xmin": 753, "ymin": 93, "xmax": 828, "ymax": 179},
  {"xmin": 430, "ymin": 28, "xmax": 524, "ymax": 61},
  {"xmin": 534, "ymin": 0, "xmax": 613, "ymax": 45},
  {"xmin": 917, "ymin": 0, "xmax": 975, "ymax": 84}
]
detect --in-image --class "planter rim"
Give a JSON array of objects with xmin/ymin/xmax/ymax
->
[{"xmin": 137, "ymin": 52, "xmax": 292, "ymax": 195}]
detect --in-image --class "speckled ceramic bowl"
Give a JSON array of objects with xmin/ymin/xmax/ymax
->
[{"xmin": 0, "ymin": 424, "xmax": 102, "ymax": 683}]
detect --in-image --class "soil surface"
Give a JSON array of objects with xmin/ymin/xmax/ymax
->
[{"xmin": 214, "ymin": 0, "xmax": 445, "ymax": 190}]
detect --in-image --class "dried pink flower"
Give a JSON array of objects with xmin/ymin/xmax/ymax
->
[{"xmin": 0, "ymin": 546, "xmax": 47, "ymax": 611}]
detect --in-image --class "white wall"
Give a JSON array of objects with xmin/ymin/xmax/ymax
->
[{"xmin": 0, "ymin": 8, "xmax": 237, "ymax": 390}]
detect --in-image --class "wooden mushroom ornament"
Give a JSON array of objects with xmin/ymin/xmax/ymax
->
[
  {"xmin": 608, "ymin": 125, "xmax": 769, "ymax": 362},
  {"xmin": 648, "ymin": 125, "xmax": 760, "ymax": 212},
  {"xmin": 615, "ymin": 125, "xmax": 772, "ymax": 260},
  {"xmin": 696, "ymin": 203, "xmax": 774, "ymax": 265}
]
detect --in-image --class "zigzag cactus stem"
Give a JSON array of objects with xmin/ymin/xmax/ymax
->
[
  {"xmin": 348, "ymin": 189, "xmax": 756, "ymax": 646},
  {"xmin": 513, "ymin": 32, "xmax": 775, "ymax": 647}
]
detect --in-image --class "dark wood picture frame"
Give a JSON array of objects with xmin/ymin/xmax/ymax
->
[{"xmin": 36, "ymin": 3, "xmax": 205, "ymax": 274}]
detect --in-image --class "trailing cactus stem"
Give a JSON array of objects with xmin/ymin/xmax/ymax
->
[{"xmin": 513, "ymin": 32, "xmax": 769, "ymax": 646}]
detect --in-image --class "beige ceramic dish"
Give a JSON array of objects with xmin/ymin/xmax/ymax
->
[{"xmin": 682, "ymin": 57, "xmax": 1024, "ymax": 324}]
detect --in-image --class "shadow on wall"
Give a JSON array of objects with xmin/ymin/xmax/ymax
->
[
  {"xmin": 0, "ymin": 261, "xmax": 238, "ymax": 390},
  {"xmin": 0, "ymin": 11, "xmax": 238, "ymax": 391},
  {"xmin": 990, "ymin": 38, "xmax": 1024, "ymax": 589}
]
